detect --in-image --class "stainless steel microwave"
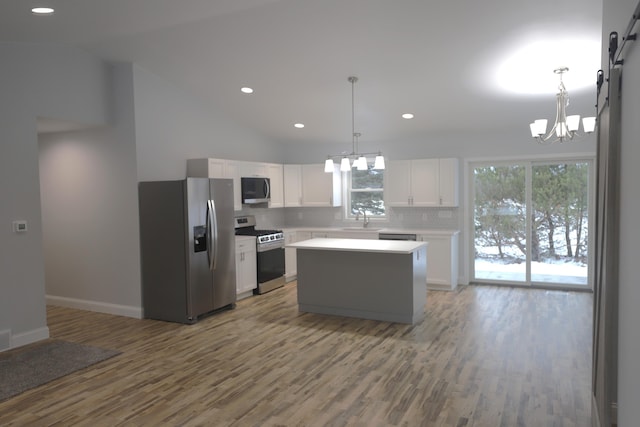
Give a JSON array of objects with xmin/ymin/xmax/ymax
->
[{"xmin": 241, "ymin": 177, "xmax": 270, "ymax": 204}]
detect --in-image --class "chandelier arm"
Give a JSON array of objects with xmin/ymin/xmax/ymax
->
[
  {"xmin": 539, "ymin": 92, "xmax": 564, "ymax": 142},
  {"xmin": 530, "ymin": 67, "xmax": 595, "ymax": 145}
]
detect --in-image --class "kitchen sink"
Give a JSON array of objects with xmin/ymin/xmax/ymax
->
[{"xmin": 341, "ymin": 227, "xmax": 382, "ymax": 231}]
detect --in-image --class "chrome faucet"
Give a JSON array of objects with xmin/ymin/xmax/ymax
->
[{"xmin": 356, "ymin": 210, "xmax": 369, "ymax": 228}]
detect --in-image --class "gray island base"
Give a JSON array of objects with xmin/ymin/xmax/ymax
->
[{"xmin": 288, "ymin": 238, "xmax": 427, "ymax": 324}]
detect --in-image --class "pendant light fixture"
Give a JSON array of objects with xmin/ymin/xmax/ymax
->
[
  {"xmin": 529, "ymin": 67, "xmax": 596, "ymax": 144},
  {"xmin": 324, "ymin": 76, "xmax": 385, "ymax": 172}
]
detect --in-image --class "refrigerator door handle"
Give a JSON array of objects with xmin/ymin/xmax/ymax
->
[
  {"xmin": 208, "ymin": 199, "xmax": 219, "ymax": 271},
  {"xmin": 206, "ymin": 200, "xmax": 213, "ymax": 270}
]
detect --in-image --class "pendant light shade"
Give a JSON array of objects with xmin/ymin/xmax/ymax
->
[
  {"xmin": 374, "ymin": 154, "xmax": 385, "ymax": 170},
  {"xmin": 324, "ymin": 158, "xmax": 334, "ymax": 173},
  {"xmin": 340, "ymin": 157, "xmax": 351, "ymax": 172}
]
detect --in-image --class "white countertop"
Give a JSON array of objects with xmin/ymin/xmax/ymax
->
[
  {"xmin": 282, "ymin": 227, "xmax": 459, "ymax": 236},
  {"xmin": 287, "ymin": 238, "xmax": 427, "ymax": 254}
]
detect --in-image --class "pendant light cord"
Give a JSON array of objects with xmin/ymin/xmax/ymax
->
[{"xmin": 349, "ymin": 76, "xmax": 358, "ymax": 154}]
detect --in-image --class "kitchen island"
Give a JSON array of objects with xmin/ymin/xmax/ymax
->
[{"xmin": 287, "ymin": 238, "xmax": 427, "ymax": 324}]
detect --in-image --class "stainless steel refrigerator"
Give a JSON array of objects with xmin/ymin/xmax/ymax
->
[{"xmin": 138, "ymin": 178, "xmax": 236, "ymax": 324}]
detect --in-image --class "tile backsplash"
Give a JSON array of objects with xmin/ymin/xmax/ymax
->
[
  {"xmin": 282, "ymin": 206, "xmax": 460, "ymax": 230},
  {"xmin": 236, "ymin": 205, "xmax": 460, "ymax": 231}
]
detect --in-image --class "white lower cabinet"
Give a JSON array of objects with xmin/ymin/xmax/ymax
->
[
  {"xmin": 285, "ymin": 231, "xmax": 311, "ymax": 282},
  {"xmin": 284, "ymin": 231, "xmax": 297, "ymax": 282},
  {"xmin": 418, "ymin": 232, "xmax": 459, "ymax": 291},
  {"xmin": 235, "ymin": 237, "xmax": 257, "ymax": 298}
]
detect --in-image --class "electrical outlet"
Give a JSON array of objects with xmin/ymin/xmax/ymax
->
[
  {"xmin": 297, "ymin": 212, "xmax": 303, "ymax": 220},
  {"xmin": 422, "ymin": 213, "xmax": 428, "ymax": 221}
]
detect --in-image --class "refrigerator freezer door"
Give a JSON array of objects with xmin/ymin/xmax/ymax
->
[
  {"xmin": 209, "ymin": 179, "xmax": 237, "ymax": 310},
  {"xmin": 139, "ymin": 180, "xmax": 190, "ymax": 323}
]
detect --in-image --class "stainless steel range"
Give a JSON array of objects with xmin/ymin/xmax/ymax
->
[{"xmin": 234, "ymin": 215, "xmax": 285, "ymax": 294}]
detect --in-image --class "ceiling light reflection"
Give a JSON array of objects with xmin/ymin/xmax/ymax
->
[{"xmin": 495, "ymin": 38, "xmax": 600, "ymax": 95}]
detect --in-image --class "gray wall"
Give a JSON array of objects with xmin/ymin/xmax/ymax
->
[
  {"xmin": 602, "ymin": 0, "xmax": 640, "ymax": 424},
  {"xmin": 131, "ymin": 65, "xmax": 285, "ymax": 182},
  {"xmin": 38, "ymin": 63, "xmax": 141, "ymax": 317},
  {"xmin": 35, "ymin": 61, "xmax": 287, "ymax": 321},
  {"xmin": 0, "ymin": 42, "xmax": 110, "ymax": 349}
]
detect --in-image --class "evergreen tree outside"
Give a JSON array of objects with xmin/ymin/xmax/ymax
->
[
  {"xmin": 474, "ymin": 161, "xmax": 589, "ymax": 284},
  {"xmin": 349, "ymin": 163, "xmax": 385, "ymax": 216}
]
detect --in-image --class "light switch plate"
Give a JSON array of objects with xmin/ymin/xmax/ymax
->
[{"xmin": 13, "ymin": 220, "xmax": 28, "ymax": 233}]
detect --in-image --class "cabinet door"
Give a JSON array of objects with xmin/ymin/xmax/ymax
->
[
  {"xmin": 283, "ymin": 165, "xmax": 303, "ymax": 207},
  {"xmin": 284, "ymin": 231, "xmax": 297, "ymax": 281},
  {"xmin": 385, "ymin": 160, "xmax": 412, "ymax": 206},
  {"xmin": 225, "ymin": 161, "xmax": 242, "ymax": 211},
  {"xmin": 301, "ymin": 164, "xmax": 341, "ymax": 207},
  {"xmin": 266, "ymin": 163, "xmax": 284, "ymax": 208},
  {"xmin": 239, "ymin": 161, "xmax": 267, "ymax": 178},
  {"xmin": 411, "ymin": 158, "xmax": 440, "ymax": 206},
  {"xmin": 438, "ymin": 158, "xmax": 459, "ymax": 207},
  {"xmin": 186, "ymin": 158, "xmax": 225, "ymax": 178},
  {"xmin": 235, "ymin": 239, "xmax": 257, "ymax": 295},
  {"xmin": 419, "ymin": 234, "xmax": 457, "ymax": 290}
]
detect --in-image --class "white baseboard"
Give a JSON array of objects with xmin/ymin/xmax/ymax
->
[
  {"xmin": 46, "ymin": 295, "xmax": 143, "ymax": 319},
  {"xmin": 0, "ymin": 329, "xmax": 11, "ymax": 351},
  {"xmin": 8, "ymin": 326, "xmax": 50, "ymax": 350}
]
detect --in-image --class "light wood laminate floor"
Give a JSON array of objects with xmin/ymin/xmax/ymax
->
[{"xmin": 0, "ymin": 283, "xmax": 592, "ymax": 426}]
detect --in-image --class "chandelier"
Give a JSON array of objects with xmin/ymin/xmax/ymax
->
[
  {"xmin": 529, "ymin": 67, "xmax": 596, "ymax": 144},
  {"xmin": 324, "ymin": 76, "xmax": 385, "ymax": 172}
]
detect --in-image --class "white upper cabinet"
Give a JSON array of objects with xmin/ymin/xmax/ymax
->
[
  {"xmin": 265, "ymin": 163, "xmax": 284, "ymax": 208},
  {"xmin": 187, "ymin": 158, "xmax": 284, "ymax": 211},
  {"xmin": 187, "ymin": 158, "xmax": 225, "ymax": 178},
  {"xmin": 386, "ymin": 158, "xmax": 459, "ymax": 207},
  {"xmin": 284, "ymin": 164, "xmax": 342, "ymax": 207},
  {"xmin": 437, "ymin": 158, "xmax": 459, "ymax": 206},
  {"xmin": 301, "ymin": 163, "xmax": 342, "ymax": 207},
  {"xmin": 284, "ymin": 164, "xmax": 303, "ymax": 207},
  {"xmin": 187, "ymin": 158, "xmax": 243, "ymax": 211},
  {"xmin": 225, "ymin": 161, "xmax": 242, "ymax": 211},
  {"xmin": 239, "ymin": 161, "xmax": 267, "ymax": 178}
]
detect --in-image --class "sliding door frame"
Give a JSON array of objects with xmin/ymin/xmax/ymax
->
[{"xmin": 466, "ymin": 154, "xmax": 595, "ymax": 292}]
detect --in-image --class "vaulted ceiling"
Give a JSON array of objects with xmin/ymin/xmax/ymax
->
[{"xmin": 1, "ymin": 0, "xmax": 602, "ymax": 144}]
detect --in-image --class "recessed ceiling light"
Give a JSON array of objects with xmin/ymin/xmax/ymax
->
[
  {"xmin": 31, "ymin": 7, "xmax": 55, "ymax": 15},
  {"xmin": 294, "ymin": 123, "xmax": 305, "ymax": 129},
  {"xmin": 402, "ymin": 113, "xmax": 414, "ymax": 119},
  {"xmin": 240, "ymin": 87, "xmax": 254, "ymax": 94}
]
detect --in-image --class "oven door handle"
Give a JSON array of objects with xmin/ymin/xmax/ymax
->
[{"xmin": 257, "ymin": 241, "xmax": 285, "ymax": 252}]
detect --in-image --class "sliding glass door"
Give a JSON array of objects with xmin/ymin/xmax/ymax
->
[{"xmin": 472, "ymin": 159, "xmax": 592, "ymax": 288}]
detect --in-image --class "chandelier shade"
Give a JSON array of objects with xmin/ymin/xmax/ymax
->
[
  {"xmin": 529, "ymin": 67, "xmax": 596, "ymax": 144},
  {"xmin": 325, "ymin": 76, "xmax": 385, "ymax": 172}
]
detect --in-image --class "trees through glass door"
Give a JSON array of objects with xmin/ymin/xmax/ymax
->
[{"xmin": 472, "ymin": 160, "xmax": 591, "ymax": 288}]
